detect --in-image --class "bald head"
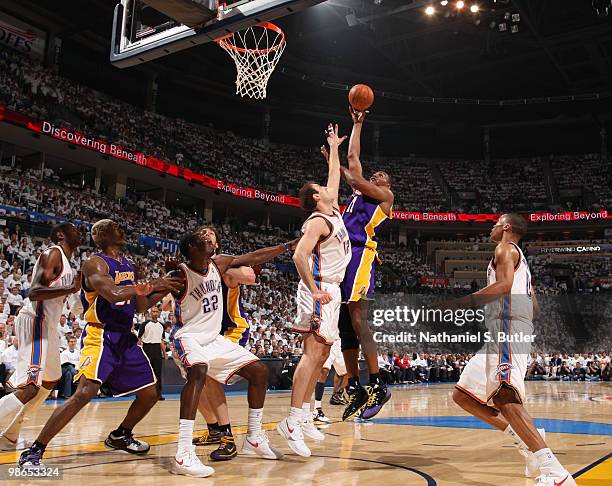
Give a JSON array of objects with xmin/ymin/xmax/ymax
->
[{"xmin": 501, "ymin": 213, "xmax": 528, "ymax": 237}]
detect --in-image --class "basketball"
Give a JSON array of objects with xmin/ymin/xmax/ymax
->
[{"xmin": 348, "ymin": 84, "xmax": 374, "ymax": 111}]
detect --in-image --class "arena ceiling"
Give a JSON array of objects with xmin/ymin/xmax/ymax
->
[
  {"xmin": 3, "ymin": 0, "xmax": 612, "ymax": 156},
  {"xmin": 7, "ymin": 0, "xmax": 612, "ymax": 100}
]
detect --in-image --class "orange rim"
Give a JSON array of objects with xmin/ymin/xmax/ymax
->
[{"xmin": 215, "ymin": 22, "xmax": 285, "ymax": 55}]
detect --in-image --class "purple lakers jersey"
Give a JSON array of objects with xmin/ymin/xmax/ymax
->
[
  {"xmin": 342, "ymin": 191, "xmax": 391, "ymax": 249},
  {"xmin": 81, "ymin": 253, "xmax": 137, "ymax": 332}
]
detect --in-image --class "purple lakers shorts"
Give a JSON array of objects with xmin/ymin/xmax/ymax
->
[
  {"xmin": 75, "ymin": 323, "xmax": 156, "ymax": 397},
  {"xmin": 341, "ymin": 245, "xmax": 377, "ymax": 302}
]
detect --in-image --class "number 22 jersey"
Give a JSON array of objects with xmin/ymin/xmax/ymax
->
[{"xmin": 173, "ymin": 261, "xmax": 223, "ymax": 344}]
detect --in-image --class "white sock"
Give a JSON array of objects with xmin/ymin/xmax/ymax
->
[
  {"xmin": 302, "ymin": 402, "xmax": 311, "ymax": 420},
  {"xmin": 503, "ymin": 424, "xmax": 527, "ymax": 449},
  {"xmin": 177, "ymin": 419, "xmax": 194, "ymax": 455},
  {"xmin": 247, "ymin": 408, "xmax": 263, "ymax": 436},
  {"xmin": 3, "ymin": 387, "xmax": 51, "ymax": 442},
  {"xmin": 534, "ymin": 448, "xmax": 566, "ymax": 476},
  {"xmin": 0, "ymin": 394, "xmax": 24, "ymax": 424},
  {"xmin": 314, "ymin": 400, "xmax": 322, "ymax": 409},
  {"xmin": 288, "ymin": 406, "xmax": 302, "ymax": 426}
]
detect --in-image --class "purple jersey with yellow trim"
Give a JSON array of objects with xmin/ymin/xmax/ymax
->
[
  {"xmin": 220, "ymin": 281, "xmax": 250, "ymax": 346},
  {"xmin": 342, "ymin": 191, "xmax": 391, "ymax": 249},
  {"xmin": 81, "ymin": 253, "xmax": 136, "ymax": 333}
]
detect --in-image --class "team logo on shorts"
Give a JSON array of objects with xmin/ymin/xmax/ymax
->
[
  {"xmin": 358, "ymin": 286, "xmax": 366, "ymax": 296},
  {"xmin": 309, "ymin": 314, "xmax": 321, "ymax": 331},
  {"xmin": 80, "ymin": 356, "xmax": 93, "ymax": 369},
  {"xmin": 26, "ymin": 365, "xmax": 42, "ymax": 378},
  {"xmin": 496, "ymin": 363, "xmax": 514, "ymax": 376}
]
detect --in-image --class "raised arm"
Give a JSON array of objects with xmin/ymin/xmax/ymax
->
[
  {"xmin": 347, "ymin": 106, "xmax": 366, "ymax": 178},
  {"xmin": 325, "ymin": 123, "xmax": 346, "ymax": 210},
  {"xmin": 28, "ymin": 248, "xmax": 80, "ymax": 301},
  {"xmin": 292, "ymin": 217, "xmax": 333, "ymax": 304},
  {"xmin": 213, "ymin": 238, "xmax": 299, "ymax": 275}
]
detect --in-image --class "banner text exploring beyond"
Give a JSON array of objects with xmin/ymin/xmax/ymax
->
[{"xmin": 0, "ymin": 107, "xmax": 610, "ymax": 221}]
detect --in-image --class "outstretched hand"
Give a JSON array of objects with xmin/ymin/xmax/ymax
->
[
  {"xmin": 349, "ymin": 105, "xmax": 367, "ymax": 124},
  {"xmin": 325, "ymin": 123, "xmax": 347, "ymax": 149}
]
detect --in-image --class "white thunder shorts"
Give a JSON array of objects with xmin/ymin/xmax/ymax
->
[
  {"xmin": 8, "ymin": 311, "xmax": 61, "ymax": 388},
  {"xmin": 172, "ymin": 333, "xmax": 259, "ymax": 384},
  {"xmin": 323, "ymin": 340, "xmax": 347, "ymax": 376},
  {"xmin": 292, "ymin": 281, "xmax": 342, "ymax": 345},
  {"xmin": 456, "ymin": 318, "xmax": 533, "ymax": 405}
]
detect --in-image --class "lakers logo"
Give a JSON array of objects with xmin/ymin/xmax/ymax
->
[{"xmin": 80, "ymin": 356, "xmax": 93, "ymax": 369}]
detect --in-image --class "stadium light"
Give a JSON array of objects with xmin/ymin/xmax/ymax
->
[
  {"xmin": 440, "ymin": 0, "xmax": 449, "ymax": 5},
  {"xmin": 426, "ymin": 5, "xmax": 436, "ymax": 15},
  {"xmin": 456, "ymin": 1, "xmax": 465, "ymax": 8},
  {"xmin": 470, "ymin": 4, "xmax": 479, "ymax": 13}
]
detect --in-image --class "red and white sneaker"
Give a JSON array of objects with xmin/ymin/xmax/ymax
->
[
  {"xmin": 241, "ymin": 431, "xmax": 284, "ymax": 460},
  {"xmin": 535, "ymin": 472, "xmax": 577, "ymax": 486},
  {"xmin": 171, "ymin": 447, "xmax": 215, "ymax": 477},
  {"xmin": 301, "ymin": 412, "xmax": 325, "ymax": 441},
  {"xmin": 276, "ymin": 417, "xmax": 311, "ymax": 457}
]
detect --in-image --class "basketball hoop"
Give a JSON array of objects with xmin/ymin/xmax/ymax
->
[{"xmin": 216, "ymin": 22, "xmax": 286, "ymax": 99}]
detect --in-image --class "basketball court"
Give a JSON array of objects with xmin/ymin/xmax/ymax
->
[{"xmin": 0, "ymin": 382, "xmax": 609, "ymax": 485}]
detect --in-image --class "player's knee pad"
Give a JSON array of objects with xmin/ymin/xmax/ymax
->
[{"xmin": 339, "ymin": 303, "xmax": 359, "ymax": 351}]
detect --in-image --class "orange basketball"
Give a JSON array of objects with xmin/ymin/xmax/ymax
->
[{"xmin": 348, "ymin": 84, "xmax": 374, "ymax": 111}]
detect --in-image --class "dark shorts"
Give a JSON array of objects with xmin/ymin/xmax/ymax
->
[{"xmin": 75, "ymin": 323, "xmax": 156, "ymax": 397}]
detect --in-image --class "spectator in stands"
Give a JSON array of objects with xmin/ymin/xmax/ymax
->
[
  {"xmin": 0, "ymin": 335, "xmax": 18, "ymax": 389},
  {"xmin": 58, "ymin": 337, "xmax": 80, "ymax": 399},
  {"xmin": 6, "ymin": 286, "xmax": 23, "ymax": 315}
]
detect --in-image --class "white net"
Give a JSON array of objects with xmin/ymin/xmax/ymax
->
[{"xmin": 216, "ymin": 22, "xmax": 286, "ymax": 99}]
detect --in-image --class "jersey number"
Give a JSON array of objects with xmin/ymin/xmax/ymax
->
[
  {"xmin": 202, "ymin": 295, "xmax": 219, "ymax": 314},
  {"xmin": 116, "ymin": 300, "xmax": 131, "ymax": 307},
  {"xmin": 345, "ymin": 196, "xmax": 357, "ymax": 214}
]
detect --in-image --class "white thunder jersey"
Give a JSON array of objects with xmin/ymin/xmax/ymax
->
[
  {"xmin": 173, "ymin": 261, "xmax": 223, "ymax": 344},
  {"xmin": 303, "ymin": 209, "xmax": 351, "ymax": 285},
  {"xmin": 486, "ymin": 241, "xmax": 533, "ymax": 322},
  {"xmin": 21, "ymin": 245, "xmax": 74, "ymax": 322}
]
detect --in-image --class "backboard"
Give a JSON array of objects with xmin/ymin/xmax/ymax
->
[{"xmin": 110, "ymin": 0, "xmax": 323, "ymax": 68}]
